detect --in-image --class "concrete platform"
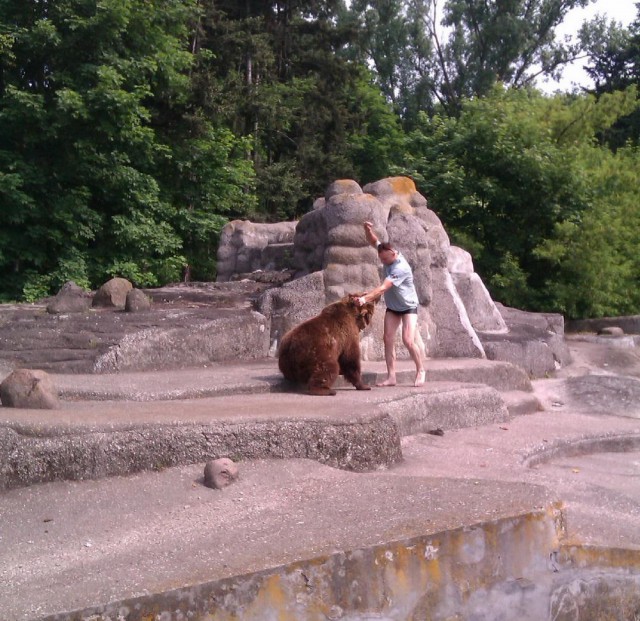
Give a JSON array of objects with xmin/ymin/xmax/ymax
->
[
  {"xmin": 0, "ymin": 358, "xmax": 534, "ymax": 489},
  {"xmin": 2, "ymin": 461, "xmax": 562, "ymax": 621},
  {"xmin": 1, "ymin": 341, "xmax": 640, "ymax": 620}
]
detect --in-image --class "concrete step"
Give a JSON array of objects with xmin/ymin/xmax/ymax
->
[
  {"xmin": 8, "ymin": 456, "xmax": 638, "ymax": 621},
  {"xmin": 51, "ymin": 357, "xmax": 533, "ymax": 402},
  {"xmin": 1, "ymin": 381, "xmax": 514, "ymax": 490},
  {"xmin": 0, "ymin": 459, "xmax": 563, "ymax": 621},
  {"xmin": 0, "ymin": 358, "xmax": 535, "ymax": 489}
]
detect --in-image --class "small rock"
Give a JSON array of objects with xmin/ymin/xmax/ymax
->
[
  {"xmin": 125, "ymin": 289, "xmax": 151, "ymax": 312},
  {"xmin": 598, "ymin": 326, "xmax": 624, "ymax": 336},
  {"xmin": 204, "ymin": 458, "xmax": 239, "ymax": 489},
  {"xmin": 326, "ymin": 605, "xmax": 344, "ymax": 620},
  {"xmin": 0, "ymin": 369, "xmax": 59, "ymax": 409}
]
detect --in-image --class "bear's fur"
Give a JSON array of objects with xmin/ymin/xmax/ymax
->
[{"xmin": 278, "ymin": 294, "xmax": 376, "ymax": 396}]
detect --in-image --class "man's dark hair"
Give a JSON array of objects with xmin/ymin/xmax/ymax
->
[{"xmin": 377, "ymin": 242, "xmax": 395, "ymax": 253}]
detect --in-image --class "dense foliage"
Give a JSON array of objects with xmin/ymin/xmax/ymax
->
[
  {"xmin": 398, "ymin": 86, "xmax": 640, "ymax": 316},
  {"xmin": 1, "ymin": 0, "xmax": 639, "ymax": 319},
  {"xmin": 0, "ymin": 0, "xmax": 255, "ymax": 297}
]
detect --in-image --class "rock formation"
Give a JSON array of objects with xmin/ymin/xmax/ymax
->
[
  {"xmin": 92, "ymin": 277, "xmax": 133, "ymax": 309},
  {"xmin": 222, "ymin": 177, "xmax": 504, "ymax": 361},
  {"xmin": 204, "ymin": 458, "xmax": 239, "ymax": 489},
  {"xmin": 0, "ymin": 177, "xmax": 569, "ymax": 377},
  {"xmin": 46, "ymin": 281, "xmax": 93, "ymax": 314},
  {"xmin": 125, "ymin": 288, "xmax": 151, "ymax": 312},
  {"xmin": 218, "ymin": 176, "xmax": 570, "ymax": 373}
]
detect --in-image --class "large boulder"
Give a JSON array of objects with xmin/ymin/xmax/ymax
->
[
  {"xmin": 292, "ymin": 189, "xmax": 382, "ymax": 298},
  {"xmin": 125, "ymin": 289, "xmax": 151, "ymax": 313},
  {"xmin": 478, "ymin": 304, "xmax": 572, "ymax": 377},
  {"xmin": 386, "ymin": 211, "xmax": 432, "ymax": 306},
  {"xmin": 92, "ymin": 278, "xmax": 133, "ymax": 309},
  {"xmin": 362, "ymin": 176, "xmax": 426, "ymax": 218},
  {"xmin": 257, "ymin": 272, "xmax": 327, "ymax": 353},
  {"xmin": 427, "ymin": 267, "xmax": 485, "ymax": 358}
]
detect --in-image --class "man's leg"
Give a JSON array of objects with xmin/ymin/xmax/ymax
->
[
  {"xmin": 377, "ymin": 310, "xmax": 401, "ymax": 387},
  {"xmin": 402, "ymin": 313, "xmax": 425, "ymax": 387},
  {"xmin": 414, "ymin": 326, "xmax": 427, "ymax": 361}
]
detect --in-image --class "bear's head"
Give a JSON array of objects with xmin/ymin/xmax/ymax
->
[{"xmin": 346, "ymin": 293, "xmax": 376, "ymax": 332}]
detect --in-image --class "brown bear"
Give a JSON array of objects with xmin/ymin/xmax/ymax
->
[{"xmin": 278, "ymin": 293, "xmax": 376, "ymax": 396}]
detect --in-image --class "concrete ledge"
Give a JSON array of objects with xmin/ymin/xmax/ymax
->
[
  {"xmin": 33, "ymin": 504, "xmax": 563, "ymax": 621},
  {"xmin": 51, "ymin": 358, "xmax": 533, "ymax": 402},
  {"xmin": 566, "ymin": 315, "xmax": 640, "ymax": 335},
  {"xmin": 523, "ymin": 433, "xmax": 640, "ymax": 468},
  {"xmin": 365, "ymin": 358, "xmax": 533, "ymax": 392},
  {"xmin": 553, "ymin": 547, "xmax": 640, "ymax": 621},
  {"xmin": 55, "ymin": 361, "xmax": 283, "ymax": 401},
  {"xmin": 567, "ymin": 333, "xmax": 640, "ymax": 348},
  {"xmin": 1, "ymin": 458, "xmax": 562, "ymax": 621},
  {"xmin": 381, "ymin": 384, "xmax": 510, "ymax": 436},
  {"xmin": 0, "ymin": 302, "xmax": 273, "ymax": 374},
  {"xmin": 0, "ymin": 409, "xmax": 403, "ymax": 489},
  {"xmin": 560, "ymin": 544, "xmax": 640, "ymax": 570},
  {"xmin": 0, "ymin": 358, "xmax": 535, "ymax": 489},
  {"xmin": 93, "ymin": 312, "xmax": 271, "ymax": 372},
  {"xmin": 1, "ymin": 371, "xmax": 521, "ymax": 489}
]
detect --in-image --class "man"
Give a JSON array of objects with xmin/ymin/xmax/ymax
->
[{"xmin": 356, "ymin": 221, "xmax": 425, "ymax": 387}]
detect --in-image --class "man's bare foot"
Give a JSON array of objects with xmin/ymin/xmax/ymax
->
[
  {"xmin": 376, "ymin": 378, "xmax": 397, "ymax": 387},
  {"xmin": 414, "ymin": 370, "xmax": 426, "ymax": 387}
]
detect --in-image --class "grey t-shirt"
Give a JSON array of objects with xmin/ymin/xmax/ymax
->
[{"xmin": 383, "ymin": 252, "xmax": 419, "ymax": 311}]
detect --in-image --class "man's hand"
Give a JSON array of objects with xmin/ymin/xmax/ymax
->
[
  {"xmin": 356, "ymin": 296, "xmax": 367, "ymax": 306},
  {"xmin": 363, "ymin": 221, "xmax": 378, "ymax": 247}
]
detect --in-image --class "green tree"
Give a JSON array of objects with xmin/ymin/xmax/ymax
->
[
  {"xmin": 398, "ymin": 85, "xmax": 640, "ymax": 315},
  {"xmin": 535, "ymin": 144, "xmax": 640, "ymax": 317},
  {"xmin": 344, "ymin": 0, "xmax": 439, "ymax": 124},
  {"xmin": 195, "ymin": 0, "xmax": 396, "ymax": 219},
  {"xmin": 435, "ymin": 0, "xmax": 600, "ymax": 115},
  {"xmin": 346, "ymin": 69, "xmax": 406, "ymax": 184},
  {"xmin": 0, "ymin": 0, "xmax": 255, "ymax": 299},
  {"xmin": 348, "ymin": 0, "xmax": 603, "ymax": 122},
  {"xmin": 582, "ymin": 7, "xmax": 640, "ymax": 147}
]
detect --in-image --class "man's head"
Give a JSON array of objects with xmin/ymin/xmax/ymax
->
[{"xmin": 377, "ymin": 242, "xmax": 398, "ymax": 265}]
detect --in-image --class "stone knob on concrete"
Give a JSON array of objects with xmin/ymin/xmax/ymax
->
[
  {"xmin": 0, "ymin": 369, "xmax": 59, "ymax": 409},
  {"xmin": 204, "ymin": 458, "xmax": 239, "ymax": 489}
]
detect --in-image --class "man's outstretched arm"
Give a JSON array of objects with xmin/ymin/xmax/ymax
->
[{"xmin": 363, "ymin": 221, "xmax": 379, "ymax": 248}]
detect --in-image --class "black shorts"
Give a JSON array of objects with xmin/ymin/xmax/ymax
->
[{"xmin": 386, "ymin": 307, "xmax": 418, "ymax": 316}]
